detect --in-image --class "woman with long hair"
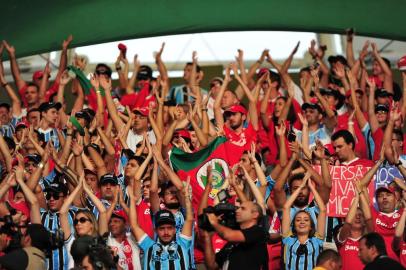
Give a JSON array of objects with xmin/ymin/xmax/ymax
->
[
  {"xmin": 281, "ymin": 173, "xmax": 326, "ymax": 270},
  {"xmin": 60, "ymin": 175, "xmax": 108, "ymax": 269}
]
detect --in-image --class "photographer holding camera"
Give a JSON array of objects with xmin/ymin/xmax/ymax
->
[{"xmin": 199, "ymin": 165, "xmax": 268, "ymax": 270}]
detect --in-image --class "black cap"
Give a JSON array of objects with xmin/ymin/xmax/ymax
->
[
  {"xmin": 320, "ymin": 88, "xmax": 341, "ymax": 99},
  {"xmin": 137, "ymin": 65, "xmax": 153, "ymax": 80},
  {"xmin": 38, "ymin": 102, "xmax": 62, "ymax": 112},
  {"xmin": 375, "ymin": 88, "xmax": 394, "ymax": 98},
  {"xmin": 301, "ymin": 102, "xmax": 323, "ymax": 113},
  {"xmin": 154, "ymin": 209, "xmax": 176, "ymax": 227},
  {"xmin": 75, "ymin": 111, "xmax": 91, "ymax": 124},
  {"xmin": 24, "ymin": 154, "xmax": 41, "ymax": 164},
  {"xmin": 100, "ymin": 174, "xmax": 118, "ymax": 185},
  {"xmin": 375, "ymin": 104, "xmax": 389, "ymax": 113},
  {"xmin": 70, "ymin": 235, "xmax": 94, "ymax": 264},
  {"xmin": 327, "ymin": 55, "xmax": 348, "ymax": 66},
  {"xmin": 44, "ymin": 182, "xmax": 68, "ymax": 195}
]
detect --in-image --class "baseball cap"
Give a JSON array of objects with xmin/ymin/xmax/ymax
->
[
  {"xmin": 44, "ymin": 182, "xmax": 68, "ymax": 195},
  {"xmin": 111, "ymin": 209, "xmax": 128, "ymax": 223},
  {"xmin": 24, "ymin": 154, "xmax": 41, "ymax": 164},
  {"xmin": 210, "ymin": 77, "xmax": 223, "ymax": 86},
  {"xmin": 257, "ymin": 68, "xmax": 270, "ymax": 78},
  {"xmin": 15, "ymin": 120, "xmax": 29, "ymax": 130},
  {"xmin": 174, "ymin": 129, "xmax": 191, "ymax": 140},
  {"xmin": 154, "ymin": 209, "xmax": 176, "ymax": 227},
  {"xmin": 100, "ymin": 174, "xmax": 118, "ymax": 185},
  {"xmin": 38, "ymin": 101, "xmax": 62, "ymax": 112},
  {"xmin": 137, "ymin": 65, "xmax": 153, "ymax": 81},
  {"xmin": 375, "ymin": 185, "xmax": 396, "ymax": 197},
  {"xmin": 374, "ymin": 104, "xmax": 389, "ymax": 113},
  {"xmin": 225, "ymin": 104, "xmax": 247, "ymax": 115},
  {"xmin": 133, "ymin": 107, "xmax": 149, "ymax": 117},
  {"xmin": 397, "ymin": 55, "xmax": 406, "ymax": 71},
  {"xmin": 320, "ymin": 88, "xmax": 342, "ymax": 100},
  {"xmin": 8, "ymin": 200, "xmax": 30, "ymax": 220},
  {"xmin": 301, "ymin": 99, "xmax": 323, "ymax": 113},
  {"xmin": 375, "ymin": 88, "xmax": 393, "ymax": 98},
  {"xmin": 32, "ymin": 70, "xmax": 50, "ymax": 81},
  {"xmin": 75, "ymin": 111, "xmax": 91, "ymax": 124}
]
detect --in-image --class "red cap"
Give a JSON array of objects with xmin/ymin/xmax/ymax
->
[
  {"xmin": 133, "ymin": 107, "xmax": 149, "ymax": 116},
  {"xmin": 225, "ymin": 105, "xmax": 247, "ymax": 115},
  {"xmin": 257, "ymin": 68, "xmax": 269, "ymax": 78},
  {"xmin": 174, "ymin": 129, "xmax": 191, "ymax": 139},
  {"xmin": 32, "ymin": 70, "xmax": 50, "ymax": 81},
  {"xmin": 9, "ymin": 201, "xmax": 30, "ymax": 220},
  {"xmin": 15, "ymin": 120, "xmax": 29, "ymax": 129},
  {"xmin": 375, "ymin": 185, "xmax": 396, "ymax": 197},
  {"xmin": 111, "ymin": 209, "xmax": 128, "ymax": 223},
  {"xmin": 397, "ymin": 55, "xmax": 406, "ymax": 70},
  {"xmin": 118, "ymin": 43, "xmax": 127, "ymax": 52}
]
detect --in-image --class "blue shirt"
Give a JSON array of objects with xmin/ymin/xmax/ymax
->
[
  {"xmin": 282, "ymin": 233, "xmax": 324, "ymax": 270},
  {"xmin": 138, "ymin": 233, "xmax": 192, "ymax": 270}
]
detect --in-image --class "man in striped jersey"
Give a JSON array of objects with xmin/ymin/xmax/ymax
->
[
  {"xmin": 38, "ymin": 102, "xmax": 62, "ymax": 149},
  {"xmin": 40, "ymin": 182, "xmax": 76, "ymax": 270}
]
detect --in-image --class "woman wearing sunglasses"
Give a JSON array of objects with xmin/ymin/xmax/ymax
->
[
  {"xmin": 59, "ymin": 175, "xmax": 108, "ymax": 269},
  {"xmin": 281, "ymin": 172, "xmax": 326, "ymax": 270}
]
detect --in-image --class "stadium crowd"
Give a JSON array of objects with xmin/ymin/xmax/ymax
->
[{"xmin": 0, "ymin": 30, "xmax": 404, "ymax": 270}]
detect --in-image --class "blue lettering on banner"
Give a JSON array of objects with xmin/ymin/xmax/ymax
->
[{"xmin": 375, "ymin": 166, "xmax": 402, "ymax": 188}]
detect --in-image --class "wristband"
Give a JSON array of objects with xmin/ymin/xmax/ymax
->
[
  {"xmin": 66, "ymin": 133, "xmax": 73, "ymax": 137},
  {"xmin": 38, "ymin": 162, "xmax": 44, "ymax": 169},
  {"xmin": 395, "ymin": 161, "xmax": 402, "ymax": 167},
  {"xmin": 202, "ymin": 109, "xmax": 208, "ymax": 112},
  {"xmin": 116, "ymin": 66, "xmax": 122, "ymax": 71},
  {"xmin": 1, "ymin": 82, "xmax": 8, "ymax": 87}
]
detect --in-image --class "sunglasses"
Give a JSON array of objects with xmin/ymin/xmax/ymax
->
[
  {"xmin": 73, "ymin": 217, "xmax": 91, "ymax": 225},
  {"xmin": 95, "ymin": 69, "xmax": 108, "ymax": 75},
  {"xmin": 46, "ymin": 193, "xmax": 62, "ymax": 200}
]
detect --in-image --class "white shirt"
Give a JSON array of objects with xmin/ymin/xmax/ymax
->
[{"xmin": 107, "ymin": 233, "xmax": 141, "ymax": 270}]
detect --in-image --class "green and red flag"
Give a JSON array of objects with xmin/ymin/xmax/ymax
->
[{"xmin": 169, "ymin": 136, "xmax": 231, "ymax": 209}]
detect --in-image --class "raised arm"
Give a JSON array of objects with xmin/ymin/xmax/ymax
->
[
  {"xmin": 366, "ymin": 78, "xmax": 380, "ymax": 133},
  {"xmin": 2, "ymin": 41, "xmax": 25, "ymax": 90},
  {"xmin": 99, "ymin": 76, "xmax": 125, "ymax": 132},
  {"xmin": 345, "ymin": 29, "xmax": 356, "ymax": 67},
  {"xmin": 128, "ymin": 187, "xmax": 147, "ymax": 241},
  {"xmin": 240, "ymin": 166, "xmax": 266, "ymax": 213},
  {"xmin": 214, "ymin": 67, "xmax": 231, "ymax": 128},
  {"xmin": 337, "ymin": 192, "xmax": 359, "ymax": 242},
  {"xmin": 359, "ymin": 147, "xmax": 385, "ymax": 187},
  {"xmin": 0, "ymin": 63, "xmax": 22, "ymax": 117},
  {"xmin": 181, "ymin": 178, "xmax": 193, "ymax": 237},
  {"xmin": 273, "ymin": 154, "xmax": 297, "ymax": 209},
  {"xmin": 152, "ymin": 146, "xmax": 183, "ymax": 190},
  {"xmin": 15, "ymin": 166, "xmax": 41, "ymax": 224},
  {"xmin": 282, "ymin": 173, "xmax": 310, "ymax": 235},
  {"xmin": 308, "ymin": 179, "xmax": 326, "ymax": 238},
  {"xmin": 83, "ymin": 179, "xmax": 107, "ymax": 236},
  {"xmin": 392, "ymin": 201, "xmax": 406, "ymax": 253},
  {"xmin": 371, "ymin": 43, "xmax": 393, "ymax": 93},
  {"xmin": 60, "ymin": 178, "xmax": 84, "ymax": 240}
]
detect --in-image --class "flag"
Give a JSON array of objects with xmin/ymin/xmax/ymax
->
[{"xmin": 169, "ymin": 136, "xmax": 231, "ymax": 209}]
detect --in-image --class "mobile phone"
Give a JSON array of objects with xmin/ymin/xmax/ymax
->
[{"xmin": 287, "ymin": 131, "xmax": 297, "ymax": 143}]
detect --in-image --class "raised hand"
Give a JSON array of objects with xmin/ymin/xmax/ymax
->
[
  {"xmin": 60, "ymin": 70, "xmax": 72, "ymax": 86},
  {"xmin": 259, "ymin": 49, "xmax": 269, "ymax": 63},
  {"xmin": 90, "ymin": 73, "xmax": 100, "ymax": 89},
  {"xmin": 99, "ymin": 76, "xmax": 112, "ymax": 90},
  {"xmin": 62, "ymin": 35, "xmax": 73, "ymax": 50},
  {"xmin": 2, "ymin": 40, "xmax": 15, "ymax": 55},
  {"xmin": 366, "ymin": 77, "xmax": 376, "ymax": 91},
  {"xmin": 235, "ymin": 49, "xmax": 244, "ymax": 62},
  {"xmin": 275, "ymin": 121, "xmax": 286, "ymax": 137},
  {"xmin": 291, "ymin": 41, "xmax": 300, "ymax": 55},
  {"xmin": 155, "ymin": 42, "xmax": 165, "ymax": 61},
  {"xmin": 298, "ymin": 113, "xmax": 308, "ymax": 126},
  {"xmin": 133, "ymin": 54, "xmax": 140, "ymax": 73}
]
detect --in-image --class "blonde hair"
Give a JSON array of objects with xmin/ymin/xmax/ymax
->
[{"xmin": 74, "ymin": 209, "xmax": 99, "ymax": 238}]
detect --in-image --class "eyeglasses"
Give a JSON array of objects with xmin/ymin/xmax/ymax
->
[
  {"xmin": 46, "ymin": 193, "xmax": 62, "ymax": 200},
  {"xmin": 74, "ymin": 217, "xmax": 91, "ymax": 225},
  {"xmin": 95, "ymin": 69, "xmax": 108, "ymax": 75}
]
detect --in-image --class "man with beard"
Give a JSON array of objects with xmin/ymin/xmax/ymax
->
[{"xmin": 129, "ymin": 181, "xmax": 194, "ymax": 270}]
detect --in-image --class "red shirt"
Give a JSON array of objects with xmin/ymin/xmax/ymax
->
[
  {"xmin": 372, "ymin": 128, "xmax": 384, "ymax": 162},
  {"xmin": 223, "ymin": 123, "xmax": 257, "ymax": 165},
  {"xmin": 372, "ymin": 207, "xmax": 404, "ymax": 261},
  {"xmin": 268, "ymin": 212, "xmax": 282, "ymax": 270},
  {"xmin": 136, "ymin": 200, "xmax": 154, "ymax": 238},
  {"xmin": 336, "ymin": 236, "xmax": 364, "ymax": 270},
  {"xmin": 341, "ymin": 157, "xmax": 375, "ymax": 167},
  {"xmin": 19, "ymin": 82, "xmax": 59, "ymax": 107}
]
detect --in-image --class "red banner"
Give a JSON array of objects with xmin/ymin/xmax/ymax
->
[{"xmin": 313, "ymin": 165, "xmax": 375, "ymax": 217}]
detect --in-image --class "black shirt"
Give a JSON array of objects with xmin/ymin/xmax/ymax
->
[
  {"xmin": 216, "ymin": 225, "xmax": 268, "ymax": 270},
  {"xmin": 364, "ymin": 255, "xmax": 405, "ymax": 270}
]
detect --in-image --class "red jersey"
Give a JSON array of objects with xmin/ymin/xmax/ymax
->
[
  {"xmin": 341, "ymin": 157, "xmax": 375, "ymax": 167},
  {"xmin": 223, "ymin": 123, "xmax": 257, "ymax": 165},
  {"xmin": 268, "ymin": 212, "xmax": 282, "ymax": 270},
  {"xmin": 136, "ymin": 200, "xmax": 154, "ymax": 238},
  {"xmin": 372, "ymin": 128, "xmax": 384, "ymax": 162},
  {"xmin": 212, "ymin": 233, "xmax": 227, "ymax": 253},
  {"xmin": 19, "ymin": 82, "xmax": 59, "ymax": 107},
  {"xmin": 372, "ymin": 207, "xmax": 404, "ymax": 261},
  {"xmin": 336, "ymin": 236, "xmax": 364, "ymax": 270}
]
